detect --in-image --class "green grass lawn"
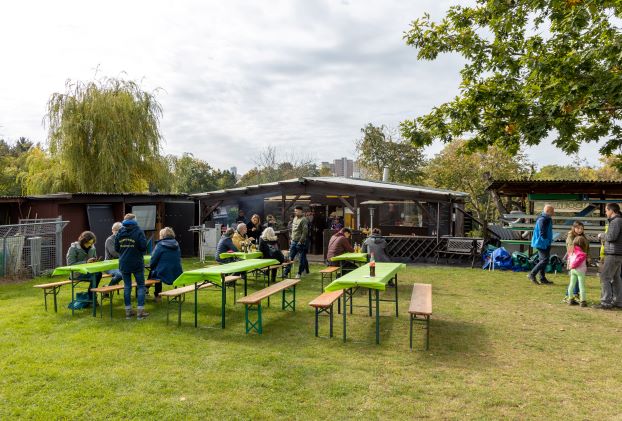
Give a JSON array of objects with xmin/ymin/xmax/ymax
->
[{"xmin": 1, "ymin": 260, "xmax": 622, "ymax": 420}]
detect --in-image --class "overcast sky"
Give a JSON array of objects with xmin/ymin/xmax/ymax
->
[{"xmin": 0, "ymin": 0, "xmax": 605, "ymax": 174}]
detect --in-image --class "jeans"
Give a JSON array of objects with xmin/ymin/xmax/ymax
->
[
  {"xmin": 530, "ymin": 247, "xmax": 550, "ymax": 279},
  {"xmin": 122, "ymin": 270, "xmax": 145, "ymax": 309},
  {"xmin": 77, "ymin": 273, "xmax": 102, "ymax": 299},
  {"xmin": 285, "ymin": 241, "xmax": 307, "ymax": 276},
  {"xmin": 106, "ymin": 269, "xmax": 123, "ymax": 286},
  {"xmin": 599, "ymin": 255, "xmax": 622, "ymax": 306}
]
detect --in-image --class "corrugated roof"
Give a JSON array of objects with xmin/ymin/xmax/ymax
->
[
  {"xmin": 192, "ymin": 176, "xmax": 468, "ymax": 198},
  {"xmin": 0, "ymin": 192, "xmax": 193, "ymax": 200}
]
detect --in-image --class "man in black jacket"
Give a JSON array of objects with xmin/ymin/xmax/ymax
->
[
  {"xmin": 595, "ymin": 203, "xmax": 622, "ymax": 309},
  {"xmin": 115, "ymin": 214, "xmax": 148, "ymax": 319}
]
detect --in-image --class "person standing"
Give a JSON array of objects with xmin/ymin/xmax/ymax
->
[
  {"xmin": 528, "ymin": 205, "xmax": 555, "ymax": 285},
  {"xmin": 115, "ymin": 213, "xmax": 148, "ymax": 319},
  {"xmin": 283, "ymin": 206, "xmax": 308, "ymax": 279},
  {"xmin": 595, "ymin": 203, "xmax": 622, "ymax": 309},
  {"xmin": 104, "ymin": 222, "xmax": 123, "ymax": 286}
]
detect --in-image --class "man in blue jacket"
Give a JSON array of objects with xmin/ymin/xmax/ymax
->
[
  {"xmin": 115, "ymin": 213, "xmax": 148, "ymax": 319},
  {"xmin": 528, "ymin": 205, "xmax": 555, "ymax": 285}
]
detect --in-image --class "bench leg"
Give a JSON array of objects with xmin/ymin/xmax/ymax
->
[
  {"xmin": 329, "ymin": 304, "xmax": 334, "ymax": 338},
  {"xmin": 282, "ymin": 285, "xmax": 296, "ymax": 311},
  {"xmin": 410, "ymin": 314, "xmax": 414, "ymax": 350},
  {"xmin": 375, "ymin": 289, "xmax": 380, "ymax": 345},
  {"xmin": 244, "ymin": 303, "xmax": 263, "ymax": 334},
  {"xmin": 221, "ymin": 278, "xmax": 226, "ymax": 329},
  {"xmin": 195, "ymin": 282, "xmax": 199, "ymax": 328},
  {"xmin": 426, "ymin": 315, "xmax": 430, "ymax": 350},
  {"xmin": 166, "ymin": 296, "xmax": 170, "ymax": 325},
  {"xmin": 314, "ymin": 308, "xmax": 319, "ymax": 337},
  {"xmin": 52, "ymin": 286, "xmax": 59, "ymax": 313},
  {"xmin": 342, "ymin": 291, "xmax": 347, "ymax": 343},
  {"xmin": 178, "ymin": 294, "xmax": 186, "ymax": 327}
]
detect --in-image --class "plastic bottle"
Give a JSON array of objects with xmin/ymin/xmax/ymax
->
[{"xmin": 369, "ymin": 252, "xmax": 376, "ymax": 277}]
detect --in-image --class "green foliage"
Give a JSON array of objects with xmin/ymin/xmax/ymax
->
[
  {"xmin": 0, "ymin": 137, "xmax": 34, "ymax": 195},
  {"xmin": 21, "ymin": 147, "xmax": 77, "ymax": 194},
  {"xmin": 424, "ymin": 140, "xmax": 531, "ymax": 221},
  {"xmin": 170, "ymin": 153, "xmax": 237, "ymax": 193},
  {"xmin": 531, "ymin": 155, "xmax": 622, "ymax": 180},
  {"xmin": 356, "ymin": 123, "xmax": 426, "ymax": 184},
  {"xmin": 401, "ymin": 1, "xmax": 622, "ymax": 163},
  {"xmin": 45, "ymin": 77, "xmax": 163, "ymax": 192}
]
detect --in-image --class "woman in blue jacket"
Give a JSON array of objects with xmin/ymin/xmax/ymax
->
[{"xmin": 150, "ymin": 227, "xmax": 183, "ymax": 303}]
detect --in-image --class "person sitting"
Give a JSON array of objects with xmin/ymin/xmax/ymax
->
[
  {"xmin": 67, "ymin": 231, "xmax": 102, "ymax": 299},
  {"xmin": 232, "ymin": 223, "xmax": 250, "ymax": 250},
  {"xmin": 215, "ymin": 228, "xmax": 238, "ymax": 263},
  {"xmin": 326, "ymin": 227, "xmax": 354, "ymax": 267},
  {"xmin": 149, "ymin": 227, "xmax": 183, "ymax": 303},
  {"xmin": 246, "ymin": 214, "xmax": 263, "ymax": 242},
  {"xmin": 362, "ymin": 228, "xmax": 391, "ymax": 262},
  {"xmin": 104, "ymin": 222, "xmax": 123, "ymax": 285},
  {"xmin": 258, "ymin": 227, "xmax": 285, "ymax": 283}
]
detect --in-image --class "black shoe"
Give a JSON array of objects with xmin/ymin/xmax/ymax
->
[
  {"xmin": 540, "ymin": 277, "xmax": 553, "ymax": 285},
  {"xmin": 568, "ymin": 299, "xmax": 579, "ymax": 306},
  {"xmin": 528, "ymin": 274, "xmax": 540, "ymax": 285},
  {"xmin": 591, "ymin": 303, "xmax": 613, "ymax": 310},
  {"xmin": 580, "ymin": 301, "xmax": 588, "ymax": 308}
]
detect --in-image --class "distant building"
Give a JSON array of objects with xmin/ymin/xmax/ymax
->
[{"xmin": 322, "ymin": 157, "xmax": 356, "ymax": 178}]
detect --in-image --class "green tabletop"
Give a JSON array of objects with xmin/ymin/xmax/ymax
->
[
  {"xmin": 52, "ymin": 256, "xmax": 151, "ymax": 276},
  {"xmin": 329, "ymin": 252, "xmax": 368, "ymax": 263},
  {"xmin": 173, "ymin": 258, "xmax": 279, "ymax": 286},
  {"xmin": 325, "ymin": 262, "xmax": 405, "ymax": 292},
  {"xmin": 218, "ymin": 251, "xmax": 263, "ymax": 260}
]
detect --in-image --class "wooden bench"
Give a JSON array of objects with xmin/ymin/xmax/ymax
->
[
  {"xmin": 34, "ymin": 280, "xmax": 72, "ymax": 312},
  {"xmin": 255, "ymin": 261, "xmax": 294, "ymax": 283},
  {"xmin": 237, "ymin": 278, "xmax": 300, "ymax": 334},
  {"xmin": 89, "ymin": 279, "xmax": 160, "ymax": 318},
  {"xmin": 158, "ymin": 282, "xmax": 214, "ymax": 325},
  {"xmin": 435, "ymin": 238, "xmax": 480, "ymax": 268},
  {"xmin": 319, "ymin": 266, "xmax": 339, "ymax": 290},
  {"xmin": 309, "ymin": 290, "xmax": 343, "ymax": 338},
  {"xmin": 409, "ymin": 283, "xmax": 432, "ymax": 350}
]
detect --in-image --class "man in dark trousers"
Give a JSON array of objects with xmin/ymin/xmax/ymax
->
[
  {"xmin": 528, "ymin": 204, "xmax": 555, "ymax": 285},
  {"xmin": 115, "ymin": 213, "xmax": 148, "ymax": 319},
  {"xmin": 595, "ymin": 203, "xmax": 622, "ymax": 309},
  {"xmin": 283, "ymin": 206, "xmax": 309, "ymax": 279}
]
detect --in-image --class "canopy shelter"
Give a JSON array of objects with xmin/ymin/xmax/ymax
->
[{"xmin": 192, "ymin": 177, "xmax": 469, "ymax": 240}]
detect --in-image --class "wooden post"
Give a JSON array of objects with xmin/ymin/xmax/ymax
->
[{"xmin": 436, "ymin": 202, "xmax": 440, "ymax": 242}]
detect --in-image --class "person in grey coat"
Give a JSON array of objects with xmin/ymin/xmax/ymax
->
[
  {"xmin": 104, "ymin": 222, "xmax": 123, "ymax": 285},
  {"xmin": 362, "ymin": 228, "xmax": 391, "ymax": 262},
  {"xmin": 595, "ymin": 202, "xmax": 622, "ymax": 309}
]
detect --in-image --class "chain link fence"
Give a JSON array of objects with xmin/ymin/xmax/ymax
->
[{"xmin": 0, "ymin": 218, "xmax": 69, "ymax": 278}]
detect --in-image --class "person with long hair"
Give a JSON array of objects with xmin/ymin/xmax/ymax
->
[
  {"xmin": 66, "ymin": 230, "xmax": 102, "ymax": 299},
  {"xmin": 567, "ymin": 235, "xmax": 589, "ymax": 307},
  {"xmin": 258, "ymin": 227, "xmax": 285, "ymax": 283},
  {"xmin": 564, "ymin": 221, "xmax": 589, "ymax": 302},
  {"xmin": 246, "ymin": 214, "xmax": 263, "ymax": 242}
]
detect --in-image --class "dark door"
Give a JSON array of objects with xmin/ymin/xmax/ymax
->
[
  {"xmin": 86, "ymin": 205, "xmax": 115, "ymax": 258},
  {"xmin": 164, "ymin": 202, "xmax": 195, "ymax": 257}
]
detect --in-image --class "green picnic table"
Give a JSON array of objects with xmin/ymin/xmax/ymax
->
[
  {"xmin": 218, "ymin": 251, "xmax": 263, "ymax": 260},
  {"xmin": 52, "ymin": 256, "xmax": 151, "ymax": 317},
  {"xmin": 329, "ymin": 252, "xmax": 368, "ymax": 276},
  {"xmin": 325, "ymin": 262, "xmax": 405, "ymax": 344},
  {"xmin": 173, "ymin": 258, "xmax": 278, "ymax": 328}
]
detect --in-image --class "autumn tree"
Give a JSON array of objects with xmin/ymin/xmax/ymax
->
[
  {"xmin": 401, "ymin": 2, "xmax": 622, "ymax": 165},
  {"xmin": 356, "ymin": 123, "xmax": 426, "ymax": 184}
]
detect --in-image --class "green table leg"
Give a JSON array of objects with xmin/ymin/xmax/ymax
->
[
  {"xmin": 394, "ymin": 275, "xmax": 399, "ymax": 317},
  {"xmin": 92, "ymin": 274, "xmax": 97, "ymax": 317},
  {"xmin": 243, "ymin": 272, "xmax": 247, "ymax": 296},
  {"xmin": 368, "ymin": 289, "xmax": 372, "ymax": 317},
  {"xmin": 221, "ymin": 274, "xmax": 226, "ymax": 329},
  {"xmin": 71, "ymin": 275, "xmax": 75, "ymax": 317},
  {"xmin": 194, "ymin": 282, "xmax": 198, "ymax": 328},
  {"xmin": 343, "ymin": 289, "xmax": 347, "ymax": 343},
  {"xmin": 375, "ymin": 289, "xmax": 380, "ymax": 345}
]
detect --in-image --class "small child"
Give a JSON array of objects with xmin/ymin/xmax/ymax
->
[{"xmin": 567, "ymin": 236, "xmax": 589, "ymax": 307}]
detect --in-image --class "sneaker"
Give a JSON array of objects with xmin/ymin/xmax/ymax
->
[
  {"xmin": 580, "ymin": 301, "xmax": 588, "ymax": 307},
  {"xmin": 295, "ymin": 274, "xmax": 302, "ymax": 279},
  {"xmin": 137, "ymin": 310, "xmax": 150, "ymax": 320},
  {"xmin": 568, "ymin": 299, "xmax": 579, "ymax": 306},
  {"xmin": 540, "ymin": 277, "xmax": 553, "ymax": 285},
  {"xmin": 528, "ymin": 274, "xmax": 540, "ymax": 285},
  {"xmin": 125, "ymin": 309, "xmax": 136, "ymax": 319}
]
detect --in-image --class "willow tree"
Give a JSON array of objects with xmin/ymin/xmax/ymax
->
[{"xmin": 45, "ymin": 77, "xmax": 163, "ymax": 192}]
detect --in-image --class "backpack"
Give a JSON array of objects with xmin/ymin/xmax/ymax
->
[{"xmin": 67, "ymin": 292, "xmax": 93, "ymax": 310}]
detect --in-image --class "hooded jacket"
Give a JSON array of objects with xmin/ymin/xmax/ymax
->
[
  {"xmin": 114, "ymin": 219, "xmax": 147, "ymax": 272},
  {"xmin": 362, "ymin": 234, "xmax": 391, "ymax": 262},
  {"xmin": 326, "ymin": 232, "xmax": 354, "ymax": 261},
  {"xmin": 531, "ymin": 212, "xmax": 553, "ymax": 250},
  {"xmin": 66, "ymin": 241, "xmax": 97, "ymax": 265},
  {"xmin": 604, "ymin": 214, "xmax": 622, "ymax": 256},
  {"xmin": 149, "ymin": 238, "xmax": 183, "ymax": 285},
  {"xmin": 568, "ymin": 245, "xmax": 587, "ymax": 274}
]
